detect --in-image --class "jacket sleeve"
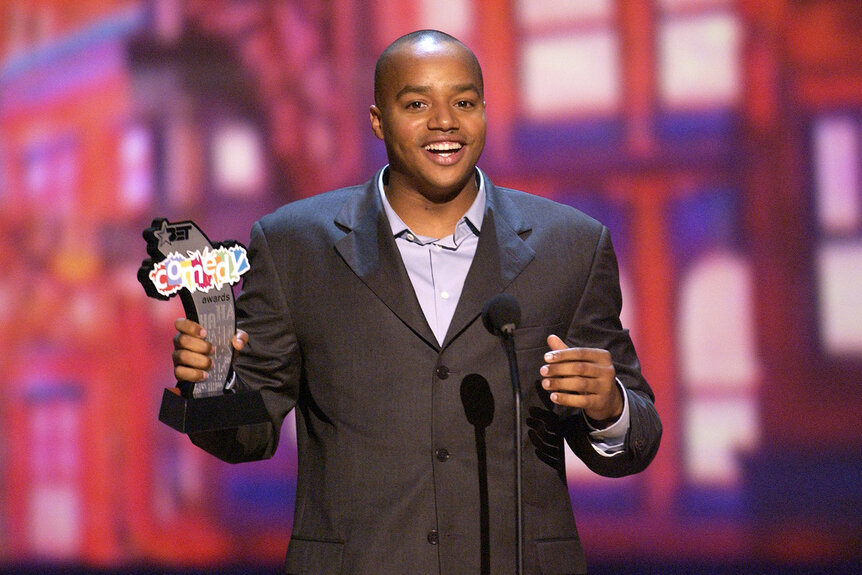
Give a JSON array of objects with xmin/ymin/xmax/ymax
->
[
  {"xmin": 564, "ymin": 225, "xmax": 662, "ymax": 477},
  {"xmin": 189, "ymin": 220, "xmax": 301, "ymax": 463}
]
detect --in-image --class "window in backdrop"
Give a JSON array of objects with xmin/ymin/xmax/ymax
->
[
  {"xmin": 812, "ymin": 114, "xmax": 862, "ymax": 355},
  {"xmin": 417, "ymin": 0, "xmax": 474, "ymax": 39},
  {"xmin": 22, "ymin": 135, "xmax": 79, "ymax": 217},
  {"xmin": 119, "ymin": 123, "xmax": 155, "ymax": 212},
  {"xmin": 671, "ymin": 188, "xmax": 760, "ymax": 513},
  {"xmin": 516, "ymin": 0, "xmax": 621, "ymax": 119},
  {"xmin": 655, "ymin": 0, "xmax": 740, "ymax": 143},
  {"xmin": 658, "ymin": 10, "xmax": 741, "ymax": 108},
  {"xmin": 210, "ymin": 120, "xmax": 267, "ymax": 199}
]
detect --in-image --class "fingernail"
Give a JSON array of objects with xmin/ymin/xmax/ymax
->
[
  {"xmin": 200, "ymin": 328, "xmax": 207, "ymax": 338},
  {"xmin": 542, "ymin": 379, "xmax": 550, "ymax": 389},
  {"xmin": 544, "ymin": 352, "xmax": 554, "ymax": 361},
  {"xmin": 550, "ymin": 393, "xmax": 558, "ymax": 403},
  {"xmin": 540, "ymin": 366, "xmax": 548, "ymax": 376}
]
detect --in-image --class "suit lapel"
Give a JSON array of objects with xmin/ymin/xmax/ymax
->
[
  {"xmin": 442, "ymin": 177, "xmax": 535, "ymax": 348},
  {"xmin": 333, "ymin": 173, "xmax": 438, "ymax": 349},
  {"xmin": 333, "ymin": 171, "xmax": 535, "ymax": 351}
]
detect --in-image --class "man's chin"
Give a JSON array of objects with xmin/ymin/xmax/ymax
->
[
  {"xmin": 421, "ymin": 177, "xmax": 478, "ymax": 203},
  {"xmin": 387, "ymin": 164, "xmax": 478, "ymax": 202}
]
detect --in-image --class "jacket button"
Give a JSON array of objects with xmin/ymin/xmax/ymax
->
[
  {"xmin": 435, "ymin": 365, "xmax": 450, "ymax": 379},
  {"xmin": 435, "ymin": 448, "xmax": 450, "ymax": 462},
  {"xmin": 427, "ymin": 529, "xmax": 439, "ymax": 545}
]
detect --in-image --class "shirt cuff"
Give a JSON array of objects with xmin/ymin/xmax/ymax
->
[{"xmin": 584, "ymin": 378, "xmax": 630, "ymax": 457}]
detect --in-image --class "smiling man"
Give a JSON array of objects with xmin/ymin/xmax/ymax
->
[{"xmin": 172, "ymin": 30, "xmax": 661, "ymax": 574}]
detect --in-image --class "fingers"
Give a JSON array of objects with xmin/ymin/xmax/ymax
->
[
  {"xmin": 173, "ymin": 351, "xmax": 212, "ymax": 382},
  {"xmin": 546, "ymin": 334, "xmax": 568, "ymax": 352},
  {"xmin": 172, "ymin": 318, "xmax": 212, "ymax": 382},
  {"xmin": 544, "ymin": 335, "xmax": 612, "ymax": 366},
  {"xmin": 542, "ymin": 356, "xmax": 608, "ymax": 380},
  {"xmin": 172, "ymin": 319, "xmax": 248, "ymax": 382},
  {"xmin": 173, "ymin": 320, "xmax": 211, "ymax": 359},
  {"xmin": 175, "ymin": 317, "xmax": 206, "ymax": 338},
  {"xmin": 541, "ymin": 334, "xmax": 615, "ymax": 410},
  {"xmin": 540, "ymin": 363, "xmax": 610, "ymax": 397}
]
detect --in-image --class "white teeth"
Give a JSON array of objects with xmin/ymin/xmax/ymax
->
[{"xmin": 425, "ymin": 142, "xmax": 462, "ymax": 152}]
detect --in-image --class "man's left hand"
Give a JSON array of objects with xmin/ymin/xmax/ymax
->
[{"xmin": 540, "ymin": 334, "xmax": 623, "ymax": 423}]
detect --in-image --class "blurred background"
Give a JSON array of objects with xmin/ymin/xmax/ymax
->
[{"xmin": 0, "ymin": 0, "xmax": 860, "ymax": 573}]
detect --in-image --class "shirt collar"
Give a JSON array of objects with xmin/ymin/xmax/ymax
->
[{"xmin": 377, "ymin": 165, "xmax": 486, "ymax": 242}]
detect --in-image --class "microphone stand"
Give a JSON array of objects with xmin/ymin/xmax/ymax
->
[
  {"xmin": 482, "ymin": 294, "xmax": 524, "ymax": 575},
  {"xmin": 501, "ymin": 328, "xmax": 524, "ymax": 575}
]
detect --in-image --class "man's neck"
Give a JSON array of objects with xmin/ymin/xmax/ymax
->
[{"xmin": 384, "ymin": 177, "xmax": 478, "ymax": 238}]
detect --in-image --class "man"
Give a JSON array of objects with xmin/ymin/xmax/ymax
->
[{"xmin": 172, "ymin": 30, "xmax": 661, "ymax": 574}]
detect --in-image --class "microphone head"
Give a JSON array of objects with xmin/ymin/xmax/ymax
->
[{"xmin": 482, "ymin": 294, "xmax": 521, "ymax": 337}]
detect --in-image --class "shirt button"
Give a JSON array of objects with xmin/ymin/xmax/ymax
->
[
  {"xmin": 440, "ymin": 291, "xmax": 450, "ymax": 300},
  {"xmin": 405, "ymin": 233, "xmax": 415, "ymax": 242},
  {"xmin": 435, "ymin": 448, "xmax": 450, "ymax": 462},
  {"xmin": 435, "ymin": 365, "xmax": 449, "ymax": 379},
  {"xmin": 427, "ymin": 529, "xmax": 439, "ymax": 545}
]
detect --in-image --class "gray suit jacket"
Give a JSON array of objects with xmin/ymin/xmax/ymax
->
[{"xmin": 191, "ymin": 169, "xmax": 662, "ymax": 574}]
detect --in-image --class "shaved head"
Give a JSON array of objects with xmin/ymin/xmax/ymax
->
[{"xmin": 374, "ymin": 30, "xmax": 484, "ymax": 107}]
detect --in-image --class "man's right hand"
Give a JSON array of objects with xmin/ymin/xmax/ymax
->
[{"xmin": 172, "ymin": 318, "xmax": 248, "ymax": 382}]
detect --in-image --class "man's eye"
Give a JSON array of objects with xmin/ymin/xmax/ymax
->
[
  {"xmin": 407, "ymin": 101, "xmax": 425, "ymax": 109},
  {"xmin": 456, "ymin": 100, "xmax": 474, "ymax": 108}
]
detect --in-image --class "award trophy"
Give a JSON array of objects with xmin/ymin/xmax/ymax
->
[{"xmin": 138, "ymin": 218, "xmax": 268, "ymax": 433}]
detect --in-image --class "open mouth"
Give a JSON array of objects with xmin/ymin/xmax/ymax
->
[{"xmin": 424, "ymin": 141, "xmax": 463, "ymax": 158}]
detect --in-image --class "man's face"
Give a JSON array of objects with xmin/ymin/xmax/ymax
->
[{"xmin": 370, "ymin": 41, "xmax": 486, "ymax": 203}]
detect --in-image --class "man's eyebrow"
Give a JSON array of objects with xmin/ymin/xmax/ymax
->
[
  {"xmin": 394, "ymin": 83, "xmax": 481, "ymax": 101},
  {"xmin": 451, "ymin": 83, "xmax": 481, "ymax": 96},
  {"xmin": 395, "ymin": 84, "xmax": 430, "ymax": 100}
]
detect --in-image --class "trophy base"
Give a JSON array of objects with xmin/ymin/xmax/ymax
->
[{"xmin": 158, "ymin": 387, "xmax": 269, "ymax": 433}]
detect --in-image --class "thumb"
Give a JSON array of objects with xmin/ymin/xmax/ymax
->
[
  {"xmin": 232, "ymin": 329, "xmax": 248, "ymax": 351},
  {"xmin": 546, "ymin": 334, "xmax": 568, "ymax": 353}
]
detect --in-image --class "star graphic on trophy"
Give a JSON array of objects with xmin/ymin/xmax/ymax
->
[{"xmin": 154, "ymin": 220, "xmax": 172, "ymax": 252}]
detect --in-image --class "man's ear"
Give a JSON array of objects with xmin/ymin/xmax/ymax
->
[{"xmin": 369, "ymin": 105, "xmax": 385, "ymax": 140}]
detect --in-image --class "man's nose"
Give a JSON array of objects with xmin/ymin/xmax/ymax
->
[{"xmin": 428, "ymin": 105, "xmax": 457, "ymax": 130}]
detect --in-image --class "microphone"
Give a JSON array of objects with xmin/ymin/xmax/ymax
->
[
  {"xmin": 482, "ymin": 294, "xmax": 524, "ymax": 575},
  {"xmin": 482, "ymin": 293, "xmax": 521, "ymax": 338},
  {"xmin": 482, "ymin": 294, "xmax": 522, "ymax": 397}
]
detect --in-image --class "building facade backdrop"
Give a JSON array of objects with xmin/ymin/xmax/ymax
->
[{"xmin": 0, "ymin": 0, "xmax": 860, "ymax": 570}]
